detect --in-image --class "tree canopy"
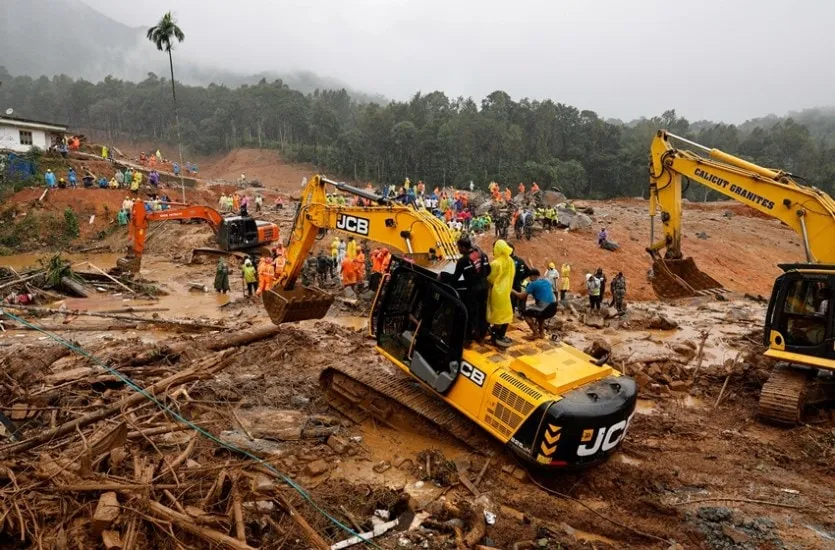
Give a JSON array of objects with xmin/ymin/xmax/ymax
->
[{"xmin": 2, "ymin": 67, "xmax": 834, "ymax": 198}]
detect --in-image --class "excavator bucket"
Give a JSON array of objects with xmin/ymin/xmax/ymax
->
[
  {"xmin": 651, "ymin": 258, "xmax": 724, "ymax": 300},
  {"xmin": 263, "ymin": 286, "xmax": 334, "ymax": 324}
]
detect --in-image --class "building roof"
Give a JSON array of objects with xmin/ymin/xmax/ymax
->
[{"xmin": 0, "ymin": 115, "xmax": 68, "ymax": 132}]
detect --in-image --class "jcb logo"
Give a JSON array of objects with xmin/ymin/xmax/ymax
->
[
  {"xmin": 460, "ymin": 361, "xmax": 485, "ymax": 387},
  {"xmin": 336, "ymin": 214, "xmax": 369, "ymax": 236},
  {"xmin": 576, "ymin": 413, "xmax": 635, "ymax": 457}
]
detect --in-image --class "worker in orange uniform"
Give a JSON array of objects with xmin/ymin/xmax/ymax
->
[
  {"xmin": 256, "ymin": 254, "xmax": 275, "ymax": 296},
  {"xmin": 341, "ymin": 254, "xmax": 358, "ymax": 290},
  {"xmin": 273, "ymin": 250, "xmax": 286, "ymax": 279},
  {"xmin": 370, "ymin": 248, "xmax": 383, "ymax": 291},
  {"xmin": 355, "ymin": 248, "xmax": 366, "ymax": 286}
]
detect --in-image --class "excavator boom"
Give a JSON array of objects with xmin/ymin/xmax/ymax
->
[
  {"xmin": 119, "ymin": 200, "xmax": 279, "ymax": 273},
  {"xmin": 648, "ymin": 130, "xmax": 835, "ymax": 298},
  {"xmin": 263, "ymin": 175, "xmax": 459, "ymax": 324}
]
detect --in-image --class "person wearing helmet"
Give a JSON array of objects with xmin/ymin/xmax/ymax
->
[
  {"xmin": 57, "ymin": 177, "xmax": 67, "ymax": 189},
  {"xmin": 440, "ymin": 235, "xmax": 491, "ymax": 344},
  {"xmin": 242, "ymin": 258, "xmax": 257, "ymax": 297},
  {"xmin": 544, "ymin": 262, "xmax": 560, "ymax": 294},
  {"xmin": 44, "ymin": 169, "xmax": 56, "ymax": 188}
]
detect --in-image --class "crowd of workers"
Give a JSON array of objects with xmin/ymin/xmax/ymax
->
[{"xmin": 44, "ymin": 165, "xmax": 162, "ymax": 194}]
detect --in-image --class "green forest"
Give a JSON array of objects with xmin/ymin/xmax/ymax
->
[{"xmin": 2, "ymin": 67, "xmax": 835, "ymax": 198}]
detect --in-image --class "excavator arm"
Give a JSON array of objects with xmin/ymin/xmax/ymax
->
[
  {"xmin": 264, "ymin": 175, "xmax": 460, "ymax": 324},
  {"xmin": 648, "ymin": 130, "xmax": 835, "ymax": 297},
  {"xmin": 119, "ymin": 201, "xmax": 225, "ymax": 272}
]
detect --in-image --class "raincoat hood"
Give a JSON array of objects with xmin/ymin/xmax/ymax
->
[{"xmin": 493, "ymin": 239, "xmax": 512, "ymax": 259}]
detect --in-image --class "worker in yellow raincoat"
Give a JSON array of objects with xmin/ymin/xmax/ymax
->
[
  {"xmin": 487, "ymin": 239, "xmax": 514, "ymax": 348},
  {"xmin": 559, "ymin": 263, "xmax": 571, "ymax": 302}
]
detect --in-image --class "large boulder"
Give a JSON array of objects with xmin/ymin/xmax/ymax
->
[
  {"xmin": 568, "ymin": 212, "xmax": 593, "ymax": 232},
  {"xmin": 542, "ymin": 190, "xmax": 567, "ymax": 206}
]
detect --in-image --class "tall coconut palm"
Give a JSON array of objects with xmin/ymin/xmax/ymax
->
[{"xmin": 147, "ymin": 12, "xmax": 187, "ymax": 202}]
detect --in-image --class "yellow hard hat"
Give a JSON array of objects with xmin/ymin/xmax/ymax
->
[{"xmin": 548, "ymin": 262, "xmax": 555, "ymax": 269}]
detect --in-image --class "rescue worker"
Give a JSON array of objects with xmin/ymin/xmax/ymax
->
[
  {"xmin": 316, "ymin": 250, "xmax": 330, "ymax": 286},
  {"xmin": 116, "ymin": 208, "xmax": 128, "ymax": 226},
  {"xmin": 441, "ymin": 236, "xmax": 490, "ymax": 344},
  {"xmin": 214, "ymin": 258, "xmax": 230, "ymax": 294},
  {"xmin": 256, "ymin": 253, "xmax": 275, "ymax": 296},
  {"xmin": 44, "ymin": 169, "xmax": 56, "ymax": 188},
  {"xmin": 346, "ymin": 236, "xmax": 357, "ymax": 260},
  {"xmin": 341, "ymin": 253, "xmax": 358, "ymax": 290},
  {"xmin": 355, "ymin": 247, "xmax": 366, "ymax": 285},
  {"xmin": 255, "ymin": 194, "xmax": 263, "ymax": 213},
  {"xmin": 487, "ymin": 240, "xmax": 514, "ymax": 348},
  {"xmin": 595, "ymin": 268, "xmax": 607, "ymax": 303},
  {"xmin": 109, "ymin": 177, "xmax": 119, "ymax": 189},
  {"xmin": 301, "ymin": 252, "xmax": 317, "ymax": 286},
  {"xmin": 337, "ymin": 238, "xmax": 347, "ymax": 266},
  {"xmin": 131, "ymin": 170, "xmax": 142, "ymax": 192},
  {"xmin": 68, "ymin": 167, "xmax": 78, "ymax": 188},
  {"xmin": 330, "ymin": 237, "xmax": 340, "ymax": 278},
  {"xmin": 559, "ymin": 263, "xmax": 571, "ymax": 302},
  {"xmin": 273, "ymin": 249, "xmax": 286, "ymax": 279},
  {"xmin": 518, "ymin": 182, "xmax": 525, "ymax": 195},
  {"xmin": 369, "ymin": 248, "xmax": 383, "ymax": 291},
  {"xmin": 509, "ymin": 244, "xmax": 532, "ymax": 315},
  {"xmin": 242, "ymin": 258, "xmax": 257, "ymax": 297},
  {"xmin": 611, "ymin": 272, "xmax": 627, "ymax": 313},
  {"xmin": 219, "ymin": 193, "xmax": 227, "ymax": 212},
  {"xmin": 512, "ymin": 269, "xmax": 557, "ymax": 340},
  {"xmin": 58, "ymin": 177, "xmax": 67, "ymax": 189},
  {"xmin": 544, "ymin": 262, "xmax": 560, "ymax": 294},
  {"xmin": 586, "ymin": 273, "xmax": 602, "ymax": 312}
]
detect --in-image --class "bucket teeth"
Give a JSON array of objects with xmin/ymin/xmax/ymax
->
[{"xmin": 651, "ymin": 258, "xmax": 724, "ymax": 300}]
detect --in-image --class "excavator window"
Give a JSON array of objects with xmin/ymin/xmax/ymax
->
[
  {"xmin": 774, "ymin": 276, "xmax": 833, "ymax": 349},
  {"xmin": 376, "ymin": 264, "xmax": 467, "ymax": 394}
]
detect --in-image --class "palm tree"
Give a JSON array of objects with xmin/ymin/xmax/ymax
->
[{"xmin": 147, "ymin": 12, "xmax": 187, "ymax": 202}]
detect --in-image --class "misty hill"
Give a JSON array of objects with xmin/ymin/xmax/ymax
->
[{"xmin": 0, "ymin": 0, "xmax": 381, "ymax": 101}]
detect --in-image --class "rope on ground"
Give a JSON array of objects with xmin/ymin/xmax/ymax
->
[
  {"xmin": 529, "ymin": 477, "xmax": 671, "ymax": 546},
  {"xmin": 0, "ymin": 308, "xmax": 382, "ymax": 549}
]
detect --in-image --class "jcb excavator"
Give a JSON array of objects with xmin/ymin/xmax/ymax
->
[
  {"xmin": 649, "ymin": 130, "xmax": 835, "ymax": 423},
  {"xmin": 263, "ymin": 175, "xmax": 637, "ymax": 469},
  {"xmin": 117, "ymin": 200, "xmax": 280, "ymax": 272}
]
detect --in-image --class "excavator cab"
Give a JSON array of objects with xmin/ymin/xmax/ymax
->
[
  {"xmin": 760, "ymin": 264, "xmax": 835, "ymax": 424},
  {"xmin": 375, "ymin": 261, "xmax": 467, "ymax": 394},
  {"xmin": 218, "ymin": 216, "xmax": 275, "ymax": 251},
  {"xmin": 765, "ymin": 265, "xmax": 835, "ymax": 362}
]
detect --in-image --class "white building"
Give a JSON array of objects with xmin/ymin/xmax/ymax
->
[{"xmin": 0, "ymin": 116, "xmax": 68, "ymax": 153}]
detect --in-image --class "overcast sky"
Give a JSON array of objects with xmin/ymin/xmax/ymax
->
[{"xmin": 83, "ymin": 0, "xmax": 835, "ymax": 123}]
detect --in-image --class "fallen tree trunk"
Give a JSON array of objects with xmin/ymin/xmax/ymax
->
[{"xmin": 146, "ymin": 500, "xmax": 257, "ymax": 550}]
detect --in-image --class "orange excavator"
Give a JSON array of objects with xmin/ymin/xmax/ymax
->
[{"xmin": 117, "ymin": 200, "xmax": 280, "ymax": 272}]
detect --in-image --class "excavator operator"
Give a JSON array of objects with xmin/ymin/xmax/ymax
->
[{"xmin": 439, "ymin": 236, "xmax": 491, "ymax": 344}]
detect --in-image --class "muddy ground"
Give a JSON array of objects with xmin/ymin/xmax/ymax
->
[
  {"xmin": 1, "ymin": 251, "xmax": 833, "ymax": 549},
  {"xmin": 0, "ymin": 160, "xmax": 832, "ymax": 548}
]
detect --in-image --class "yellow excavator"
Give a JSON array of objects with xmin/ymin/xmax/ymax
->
[
  {"xmin": 263, "ymin": 175, "xmax": 637, "ymax": 469},
  {"xmin": 649, "ymin": 130, "xmax": 835, "ymax": 423}
]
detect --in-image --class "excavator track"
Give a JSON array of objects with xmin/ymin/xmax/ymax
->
[
  {"xmin": 758, "ymin": 365, "xmax": 810, "ymax": 425},
  {"xmin": 320, "ymin": 363, "xmax": 495, "ymax": 453}
]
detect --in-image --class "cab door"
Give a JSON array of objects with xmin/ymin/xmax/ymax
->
[{"xmin": 766, "ymin": 272, "xmax": 835, "ymax": 360}]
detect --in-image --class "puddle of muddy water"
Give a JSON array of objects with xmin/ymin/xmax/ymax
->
[
  {"xmin": 324, "ymin": 315, "xmax": 369, "ymax": 331},
  {"xmin": 1, "ymin": 252, "xmax": 123, "ymax": 271},
  {"xmin": 61, "ymin": 290, "xmax": 231, "ymax": 320}
]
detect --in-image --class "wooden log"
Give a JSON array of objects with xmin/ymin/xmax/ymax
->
[
  {"xmin": 61, "ymin": 276, "xmax": 89, "ymax": 298},
  {"xmin": 0, "ymin": 350, "xmax": 236, "ymax": 458},
  {"xmin": 145, "ymin": 500, "xmax": 256, "ymax": 550},
  {"xmin": 85, "ymin": 262, "xmax": 136, "ymax": 294},
  {"xmin": 92, "ymin": 492, "xmax": 120, "ymax": 536}
]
